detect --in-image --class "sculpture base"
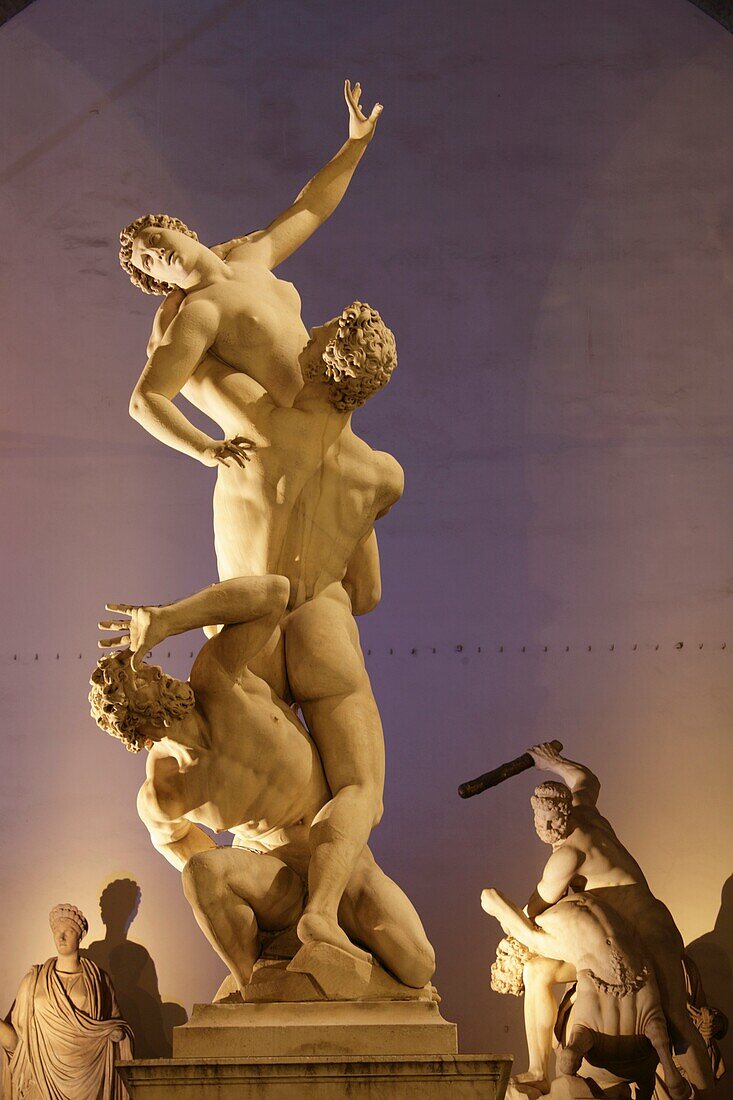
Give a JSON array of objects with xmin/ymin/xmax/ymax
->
[
  {"xmin": 117, "ymin": 945, "xmax": 512, "ymax": 1097},
  {"xmin": 117, "ymin": 1053, "xmax": 512, "ymax": 1098},
  {"xmin": 173, "ymin": 998, "xmax": 457, "ymax": 1057}
]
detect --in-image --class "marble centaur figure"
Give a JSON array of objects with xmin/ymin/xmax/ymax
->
[
  {"xmin": 90, "ymin": 577, "xmax": 435, "ymax": 997},
  {"xmin": 0, "ymin": 904, "xmax": 133, "ymax": 1099},
  {"xmin": 480, "ymin": 743, "xmax": 722, "ymax": 1099},
  {"xmin": 113, "ymin": 80, "xmax": 410, "ymax": 978}
]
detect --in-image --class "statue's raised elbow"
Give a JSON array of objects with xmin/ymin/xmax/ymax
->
[{"xmin": 128, "ymin": 389, "xmax": 146, "ymax": 423}]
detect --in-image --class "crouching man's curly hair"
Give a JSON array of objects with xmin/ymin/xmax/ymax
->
[
  {"xmin": 491, "ymin": 935, "xmax": 533, "ymax": 997},
  {"xmin": 118, "ymin": 213, "xmax": 199, "ymax": 296},
  {"xmin": 304, "ymin": 302, "xmax": 398, "ymax": 412},
  {"xmin": 89, "ymin": 650, "xmax": 195, "ymax": 753}
]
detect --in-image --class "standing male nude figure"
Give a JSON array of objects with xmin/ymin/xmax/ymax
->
[{"xmin": 188, "ymin": 303, "xmax": 403, "ymax": 961}]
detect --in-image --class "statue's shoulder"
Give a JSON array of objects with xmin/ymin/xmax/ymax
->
[
  {"xmin": 81, "ymin": 956, "xmax": 109, "ymax": 988},
  {"xmin": 374, "ymin": 449, "xmax": 404, "ymax": 502},
  {"xmin": 14, "ymin": 964, "xmax": 41, "ymax": 1004}
]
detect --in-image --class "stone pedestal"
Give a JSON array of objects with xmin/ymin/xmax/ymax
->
[
  {"xmin": 117, "ymin": 1053, "xmax": 512, "ymax": 1098},
  {"xmin": 117, "ymin": 999, "xmax": 512, "ymax": 1098},
  {"xmin": 117, "ymin": 945, "xmax": 513, "ymax": 1098},
  {"xmin": 173, "ymin": 998, "xmax": 458, "ymax": 1057}
]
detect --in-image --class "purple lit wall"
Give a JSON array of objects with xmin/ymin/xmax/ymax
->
[{"xmin": 1, "ymin": 0, "xmax": 731, "ymax": 1081}]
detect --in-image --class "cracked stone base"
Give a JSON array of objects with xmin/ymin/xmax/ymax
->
[
  {"xmin": 117, "ymin": 945, "xmax": 512, "ymax": 1097},
  {"xmin": 117, "ymin": 1054, "xmax": 513, "ymax": 1098}
]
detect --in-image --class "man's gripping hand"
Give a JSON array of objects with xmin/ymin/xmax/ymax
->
[
  {"xmin": 98, "ymin": 604, "xmax": 169, "ymax": 669},
  {"xmin": 527, "ymin": 742, "xmax": 565, "ymax": 771}
]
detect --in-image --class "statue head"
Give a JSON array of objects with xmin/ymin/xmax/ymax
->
[
  {"xmin": 49, "ymin": 903, "xmax": 88, "ymax": 957},
  {"xmin": 89, "ymin": 650, "xmax": 195, "ymax": 753},
  {"xmin": 119, "ymin": 214, "xmax": 201, "ymax": 295},
  {"xmin": 531, "ymin": 781, "xmax": 573, "ymax": 845},
  {"xmin": 490, "ymin": 935, "xmax": 532, "ymax": 997},
  {"xmin": 299, "ymin": 302, "xmax": 397, "ymax": 412}
]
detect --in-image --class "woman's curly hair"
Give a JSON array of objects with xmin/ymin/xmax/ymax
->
[
  {"xmin": 305, "ymin": 301, "xmax": 397, "ymax": 412},
  {"xmin": 89, "ymin": 650, "xmax": 195, "ymax": 753},
  {"xmin": 119, "ymin": 213, "xmax": 198, "ymax": 295}
]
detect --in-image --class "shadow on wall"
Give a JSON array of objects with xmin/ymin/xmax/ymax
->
[
  {"xmin": 686, "ymin": 873, "xmax": 733, "ymax": 1094},
  {"xmin": 84, "ymin": 878, "xmax": 187, "ymax": 1057}
]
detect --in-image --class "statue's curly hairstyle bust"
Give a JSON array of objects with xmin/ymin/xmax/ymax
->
[
  {"xmin": 119, "ymin": 213, "xmax": 198, "ymax": 296},
  {"xmin": 491, "ymin": 935, "xmax": 533, "ymax": 997},
  {"xmin": 305, "ymin": 302, "xmax": 397, "ymax": 412},
  {"xmin": 49, "ymin": 903, "xmax": 88, "ymax": 940},
  {"xmin": 89, "ymin": 650, "xmax": 195, "ymax": 753},
  {"xmin": 531, "ymin": 780, "xmax": 572, "ymax": 822}
]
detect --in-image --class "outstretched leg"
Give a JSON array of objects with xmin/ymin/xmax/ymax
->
[
  {"xmin": 181, "ymin": 846, "xmax": 304, "ymax": 990},
  {"xmin": 285, "ymin": 588, "xmax": 385, "ymax": 963},
  {"xmin": 480, "ymin": 887, "xmax": 575, "ymax": 1087},
  {"xmin": 519, "ymin": 955, "xmax": 576, "ymax": 1089},
  {"xmin": 339, "ymin": 847, "xmax": 435, "ymax": 987}
]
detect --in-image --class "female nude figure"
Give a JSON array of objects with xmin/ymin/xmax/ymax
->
[{"xmin": 119, "ymin": 80, "xmax": 382, "ymax": 466}]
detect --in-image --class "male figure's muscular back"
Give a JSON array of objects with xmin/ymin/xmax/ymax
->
[
  {"xmin": 544, "ymin": 807, "xmax": 648, "ymax": 898},
  {"xmin": 139, "ymin": 630, "xmax": 329, "ymax": 865},
  {"xmin": 184, "ymin": 355, "xmax": 404, "ymax": 605}
]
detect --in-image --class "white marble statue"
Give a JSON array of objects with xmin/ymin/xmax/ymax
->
[
  {"xmin": 89, "ymin": 577, "xmax": 435, "ymax": 994},
  {"xmin": 479, "ymin": 742, "xmax": 714, "ymax": 1098},
  {"xmin": 481, "ymin": 889, "xmax": 688, "ymax": 1100},
  {"xmin": 117, "ymin": 83, "xmax": 403, "ymax": 966},
  {"xmin": 123, "ymin": 301, "xmax": 400, "ymax": 968},
  {"xmin": 0, "ymin": 904, "xmax": 133, "ymax": 1099}
]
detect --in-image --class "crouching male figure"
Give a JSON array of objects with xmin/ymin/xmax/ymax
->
[{"xmin": 89, "ymin": 576, "xmax": 435, "ymax": 993}]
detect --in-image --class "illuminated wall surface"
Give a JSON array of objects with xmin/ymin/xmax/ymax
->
[{"xmin": 1, "ymin": 0, "xmax": 732, "ymax": 1084}]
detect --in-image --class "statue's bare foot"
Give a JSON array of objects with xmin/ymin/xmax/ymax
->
[{"xmin": 297, "ymin": 911, "xmax": 372, "ymax": 966}]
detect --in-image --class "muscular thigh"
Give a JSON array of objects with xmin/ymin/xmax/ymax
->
[
  {"xmin": 193, "ymin": 845, "xmax": 305, "ymax": 931},
  {"xmin": 284, "ymin": 588, "xmax": 368, "ymax": 702}
]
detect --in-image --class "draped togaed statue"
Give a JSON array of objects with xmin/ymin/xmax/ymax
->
[{"xmin": 0, "ymin": 904, "xmax": 133, "ymax": 1099}]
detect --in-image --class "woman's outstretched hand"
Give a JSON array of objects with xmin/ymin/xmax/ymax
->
[
  {"xmin": 345, "ymin": 79, "xmax": 382, "ymax": 142},
  {"xmin": 200, "ymin": 436, "xmax": 255, "ymax": 469}
]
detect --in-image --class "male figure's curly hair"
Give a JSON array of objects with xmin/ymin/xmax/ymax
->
[
  {"xmin": 491, "ymin": 935, "xmax": 533, "ymax": 997},
  {"xmin": 531, "ymin": 780, "xmax": 573, "ymax": 822},
  {"xmin": 89, "ymin": 650, "xmax": 195, "ymax": 753},
  {"xmin": 304, "ymin": 301, "xmax": 397, "ymax": 412},
  {"xmin": 119, "ymin": 214, "xmax": 198, "ymax": 296}
]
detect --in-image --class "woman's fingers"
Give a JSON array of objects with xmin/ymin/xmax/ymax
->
[{"xmin": 98, "ymin": 635, "xmax": 130, "ymax": 649}]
